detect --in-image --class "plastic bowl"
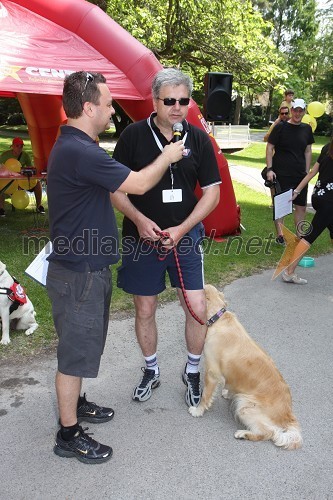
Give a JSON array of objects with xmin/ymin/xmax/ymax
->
[{"xmin": 298, "ymin": 256, "xmax": 315, "ymax": 268}]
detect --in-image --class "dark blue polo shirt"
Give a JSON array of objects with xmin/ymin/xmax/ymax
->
[{"xmin": 47, "ymin": 126, "xmax": 130, "ymax": 271}]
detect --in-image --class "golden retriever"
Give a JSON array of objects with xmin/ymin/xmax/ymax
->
[{"xmin": 189, "ymin": 284, "xmax": 302, "ymax": 450}]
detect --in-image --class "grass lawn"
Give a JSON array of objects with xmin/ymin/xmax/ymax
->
[
  {"xmin": 224, "ymin": 135, "xmax": 328, "ymax": 186},
  {"xmin": 1, "ymin": 180, "xmax": 332, "ymax": 361},
  {"xmin": 1, "ymin": 130, "xmax": 332, "ymax": 361}
]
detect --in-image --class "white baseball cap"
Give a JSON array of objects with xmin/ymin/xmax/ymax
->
[{"xmin": 291, "ymin": 98, "xmax": 306, "ymax": 110}]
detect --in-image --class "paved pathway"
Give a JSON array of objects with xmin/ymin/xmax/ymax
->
[{"xmin": 1, "ymin": 254, "xmax": 332, "ymax": 499}]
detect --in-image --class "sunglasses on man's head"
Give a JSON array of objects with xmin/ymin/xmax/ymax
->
[
  {"xmin": 82, "ymin": 72, "xmax": 94, "ymax": 96},
  {"xmin": 157, "ymin": 97, "xmax": 190, "ymax": 106}
]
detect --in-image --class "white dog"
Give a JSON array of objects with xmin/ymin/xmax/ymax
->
[
  {"xmin": 189, "ymin": 285, "xmax": 302, "ymax": 450},
  {"xmin": 0, "ymin": 260, "xmax": 38, "ymax": 345}
]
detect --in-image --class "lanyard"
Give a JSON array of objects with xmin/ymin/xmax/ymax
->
[{"xmin": 147, "ymin": 115, "xmax": 188, "ymax": 190}]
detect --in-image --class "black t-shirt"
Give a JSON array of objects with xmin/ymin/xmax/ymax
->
[
  {"xmin": 113, "ymin": 114, "xmax": 221, "ymax": 239},
  {"xmin": 269, "ymin": 121, "xmax": 315, "ymax": 178},
  {"xmin": 312, "ymin": 143, "xmax": 333, "ymax": 202},
  {"xmin": 47, "ymin": 126, "xmax": 130, "ymax": 271}
]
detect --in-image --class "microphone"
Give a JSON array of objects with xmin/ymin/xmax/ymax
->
[
  {"xmin": 171, "ymin": 122, "xmax": 183, "ymax": 169},
  {"xmin": 172, "ymin": 122, "xmax": 183, "ymax": 141}
]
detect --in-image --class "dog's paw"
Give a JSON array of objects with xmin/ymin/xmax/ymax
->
[
  {"xmin": 222, "ymin": 389, "xmax": 230, "ymax": 399},
  {"xmin": 0, "ymin": 337, "xmax": 10, "ymax": 346},
  {"xmin": 234, "ymin": 430, "xmax": 249, "ymax": 440},
  {"xmin": 188, "ymin": 406, "xmax": 204, "ymax": 417},
  {"xmin": 25, "ymin": 327, "xmax": 36, "ymax": 336}
]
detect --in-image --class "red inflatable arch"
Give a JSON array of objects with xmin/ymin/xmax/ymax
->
[{"xmin": 0, "ymin": 0, "xmax": 240, "ymax": 236}]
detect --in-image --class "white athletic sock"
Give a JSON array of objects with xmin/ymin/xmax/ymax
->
[
  {"xmin": 145, "ymin": 353, "xmax": 159, "ymax": 374},
  {"xmin": 186, "ymin": 352, "xmax": 201, "ymax": 374}
]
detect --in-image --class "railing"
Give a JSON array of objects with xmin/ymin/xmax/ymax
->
[{"xmin": 212, "ymin": 124, "xmax": 250, "ymax": 149}]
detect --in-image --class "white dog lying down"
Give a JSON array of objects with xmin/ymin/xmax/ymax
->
[
  {"xmin": 0, "ymin": 260, "xmax": 38, "ymax": 345},
  {"xmin": 189, "ymin": 284, "xmax": 302, "ymax": 450}
]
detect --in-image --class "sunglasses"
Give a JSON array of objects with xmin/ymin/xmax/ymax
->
[
  {"xmin": 82, "ymin": 72, "xmax": 94, "ymax": 96},
  {"xmin": 280, "ymin": 112, "xmax": 289, "ymax": 116},
  {"xmin": 157, "ymin": 97, "xmax": 190, "ymax": 106}
]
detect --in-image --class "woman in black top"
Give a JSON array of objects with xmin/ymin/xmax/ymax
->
[{"xmin": 282, "ymin": 136, "xmax": 333, "ymax": 284}]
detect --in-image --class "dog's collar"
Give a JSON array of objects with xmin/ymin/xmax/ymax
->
[{"xmin": 206, "ymin": 307, "xmax": 227, "ymax": 327}]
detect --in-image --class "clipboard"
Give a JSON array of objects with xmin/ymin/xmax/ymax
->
[
  {"xmin": 273, "ymin": 189, "xmax": 293, "ymax": 220},
  {"xmin": 25, "ymin": 241, "xmax": 53, "ymax": 286}
]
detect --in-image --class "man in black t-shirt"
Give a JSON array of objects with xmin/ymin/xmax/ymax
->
[
  {"xmin": 266, "ymin": 98, "xmax": 314, "ymax": 243},
  {"xmin": 47, "ymin": 71, "xmax": 184, "ymax": 465},
  {"xmin": 112, "ymin": 68, "xmax": 221, "ymax": 408}
]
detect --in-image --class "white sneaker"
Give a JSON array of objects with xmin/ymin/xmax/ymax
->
[{"xmin": 282, "ymin": 271, "xmax": 307, "ymax": 285}]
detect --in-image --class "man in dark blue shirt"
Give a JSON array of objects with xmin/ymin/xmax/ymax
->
[{"xmin": 47, "ymin": 71, "xmax": 184, "ymax": 464}]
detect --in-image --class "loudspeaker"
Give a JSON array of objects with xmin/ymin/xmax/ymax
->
[{"xmin": 204, "ymin": 72, "xmax": 233, "ymax": 122}]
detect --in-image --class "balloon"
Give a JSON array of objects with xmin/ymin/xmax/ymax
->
[
  {"xmin": 307, "ymin": 101, "xmax": 325, "ymax": 118},
  {"xmin": 11, "ymin": 190, "xmax": 30, "ymax": 209},
  {"xmin": 5, "ymin": 180, "xmax": 19, "ymax": 194},
  {"xmin": 0, "ymin": 179, "xmax": 19, "ymax": 194},
  {"xmin": 18, "ymin": 178, "xmax": 38, "ymax": 190},
  {"xmin": 302, "ymin": 114, "xmax": 317, "ymax": 132},
  {"xmin": 4, "ymin": 158, "xmax": 22, "ymax": 173},
  {"xmin": 301, "ymin": 114, "xmax": 311, "ymax": 124}
]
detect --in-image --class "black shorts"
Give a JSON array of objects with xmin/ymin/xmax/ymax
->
[
  {"xmin": 46, "ymin": 261, "xmax": 112, "ymax": 378},
  {"xmin": 277, "ymin": 175, "xmax": 308, "ymax": 207}
]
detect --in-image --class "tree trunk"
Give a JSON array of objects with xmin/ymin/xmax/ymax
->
[
  {"xmin": 233, "ymin": 95, "xmax": 242, "ymax": 125},
  {"xmin": 265, "ymin": 88, "xmax": 274, "ymax": 125}
]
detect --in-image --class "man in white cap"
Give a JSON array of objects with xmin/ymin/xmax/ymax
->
[{"xmin": 265, "ymin": 98, "xmax": 315, "ymax": 244}]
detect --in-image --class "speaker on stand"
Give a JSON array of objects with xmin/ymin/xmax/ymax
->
[{"xmin": 203, "ymin": 72, "xmax": 233, "ymax": 125}]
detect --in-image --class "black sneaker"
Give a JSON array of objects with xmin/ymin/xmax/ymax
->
[
  {"xmin": 37, "ymin": 205, "xmax": 45, "ymax": 214},
  {"xmin": 77, "ymin": 393, "xmax": 114, "ymax": 423},
  {"xmin": 54, "ymin": 426, "xmax": 113, "ymax": 464},
  {"xmin": 132, "ymin": 367, "xmax": 160, "ymax": 402},
  {"xmin": 275, "ymin": 235, "xmax": 286, "ymax": 245},
  {"xmin": 182, "ymin": 366, "xmax": 201, "ymax": 407},
  {"xmin": 0, "ymin": 208, "xmax": 5, "ymax": 217}
]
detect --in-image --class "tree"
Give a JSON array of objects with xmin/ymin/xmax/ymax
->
[
  {"xmin": 312, "ymin": 2, "xmax": 333, "ymax": 104},
  {"xmin": 253, "ymin": 0, "xmax": 319, "ymax": 120},
  {"xmin": 107, "ymin": 0, "xmax": 285, "ymax": 110}
]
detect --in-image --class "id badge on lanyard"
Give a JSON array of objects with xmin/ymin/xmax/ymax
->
[{"xmin": 147, "ymin": 115, "xmax": 187, "ymax": 203}]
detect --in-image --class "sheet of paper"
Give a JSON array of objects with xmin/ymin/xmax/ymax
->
[
  {"xmin": 25, "ymin": 241, "xmax": 53, "ymax": 286},
  {"xmin": 273, "ymin": 189, "xmax": 293, "ymax": 220}
]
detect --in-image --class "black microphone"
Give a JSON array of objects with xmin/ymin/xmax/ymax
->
[{"xmin": 171, "ymin": 122, "xmax": 183, "ymax": 169}]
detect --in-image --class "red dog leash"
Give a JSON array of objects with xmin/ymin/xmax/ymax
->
[{"xmin": 142, "ymin": 231, "xmax": 206, "ymax": 326}]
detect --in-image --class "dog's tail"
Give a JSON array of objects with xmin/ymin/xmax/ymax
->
[{"xmin": 273, "ymin": 423, "xmax": 303, "ymax": 450}]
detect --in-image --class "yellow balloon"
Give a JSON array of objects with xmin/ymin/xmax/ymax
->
[
  {"xmin": 18, "ymin": 178, "xmax": 38, "ymax": 190},
  {"xmin": 302, "ymin": 114, "xmax": 311, "ymax": 124},
  {"xmin": 11, "ymin": 190, "xmax": 30, "ymax": 210},
  {"xmin": 4, "ymin": 158, "xmax": 22, "ymax": 173},
  {"xmin": 5, "ymin": 180, "xmax": 19, "ymax": 194},
  {"xmin": 307, "ymin": 101, "xmax": 325, "ymax": 118},
  {"xmin": 309, "ymin": 117, "xmax": 317, "ymax": 132},
  {"xmin": 0, "ymin": 179, "xmax": 19, "ymax": 194},
  {"xmin": 0, "ymin": 179, "xmax": 9, "ymax": 191},
  {"xmin": 302, "ymin": 113, "xmax": 317, "ymax": 132}
]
